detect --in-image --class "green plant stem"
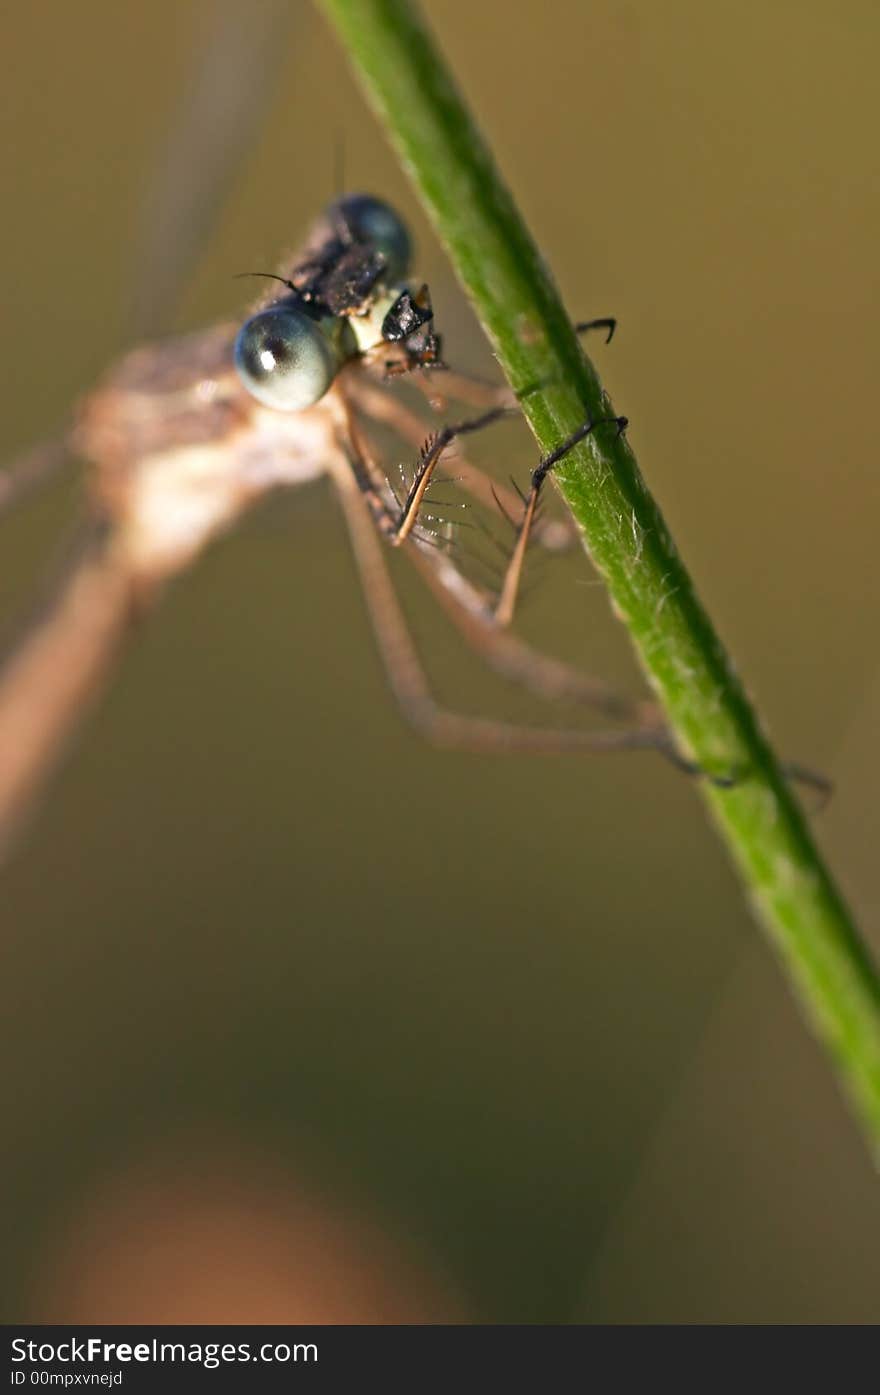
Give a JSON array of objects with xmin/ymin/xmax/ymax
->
[{"xmin": 318, "ymin": 0, "xmax": 880, "ymax": 1157}]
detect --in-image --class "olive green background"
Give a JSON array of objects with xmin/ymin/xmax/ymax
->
[{"xmin": 1, "ymin": 0, "xmax": 878, "ymax": 1322}]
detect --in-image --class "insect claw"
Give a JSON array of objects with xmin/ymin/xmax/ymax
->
[{"xmin": 573, "ymin": 316, "xmax": 617, "ymax": 344}]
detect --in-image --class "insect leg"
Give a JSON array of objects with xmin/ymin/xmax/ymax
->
[
  {"xmin": 336, "ymin": 391, "xmax": 415, "ymax": 540},
  {"xmin": 348, "ymin": 380, "xmax": 574, "ymax": 549},
  {"xmin": 330, "ymin": 456, "xmax": 708, "ymax": 777},
  {"xmin": 574, "ymin": 318, "xmax": 617, "ymax": 343},
  {"xmin": 391, "ymin": 407, "xmax": 511, "ymax": 543},
  {"xmin": 339, "ymin": 380, "xmax": 512, "ymax": 546},
  {"xmin": 350, "ymin": 417, "xmax": 648, "ymax": 720},
  {"xmin": 403, "ymin": 537, "xmax": 658, "ymax": 723},
  {"xmin": 494, "ymin": 415, "xmax": 628, "ymax": 626}
]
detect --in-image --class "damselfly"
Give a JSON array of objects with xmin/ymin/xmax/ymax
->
[{"xmin": 0, "ymin": 194, "xmax": 758, "ymax": 852}]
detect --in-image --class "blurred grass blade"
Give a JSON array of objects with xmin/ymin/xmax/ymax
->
[{"xmin": 318, "ymin": 0, "xmax": 880, "ymax": 1158}]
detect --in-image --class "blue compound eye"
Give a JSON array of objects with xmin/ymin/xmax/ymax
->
[
  {"xmin": 234, "ymin": 306, "xmax": 336, "ymax": 410},
  {"xmin": 331, "ymin": 194, "xmax": 412, "ymax": 281}
]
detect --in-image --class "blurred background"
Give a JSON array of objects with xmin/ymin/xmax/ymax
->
[{"xmin": 1, "ymin": 0, "xmax": 878, "ymax": 1324}]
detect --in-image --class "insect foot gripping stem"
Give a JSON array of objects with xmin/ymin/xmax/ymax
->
[{"xmin": 530, "ymin": 414, "xmax": 629, "ymax": 491}]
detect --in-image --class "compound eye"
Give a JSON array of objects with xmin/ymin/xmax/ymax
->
[
  {"xmin": 331, "ymin": 194, "xmax": 412, "ymax": 281},
  {"xmin": 234, "ymin": 307, "xmax": 336, "ymax": 410}
]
